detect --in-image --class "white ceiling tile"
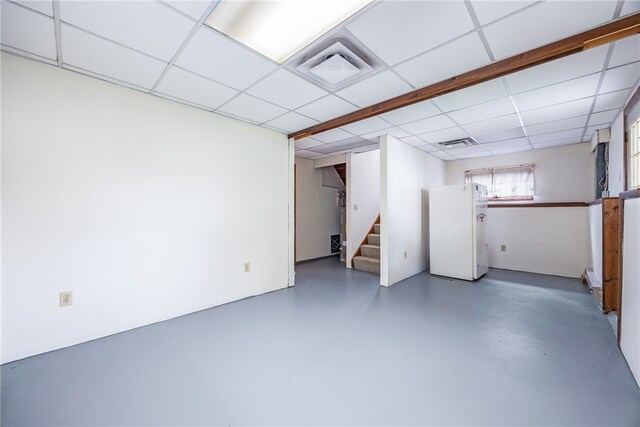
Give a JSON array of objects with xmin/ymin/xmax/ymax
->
[
  {"xmin": 217, "ymin": 93, "xmax": 287, "ymax": 123},
  {"xmin": 609, "ymin": 35, "xmax": 640, "ymax": 67},
  {"xmin": 525, "ymin": 115, "xmax": 588, "ymax": 136},
  {"xmin": 418, "ymin": 126, "xmax": 469, "ymax": 144},
  {"xmin": 162, "ymin": 0, "xmax": 214, "ymax": 19},
  {"xmin": 335, "ymin": 70, "xmax": 413, "ymax": 108},
  {"xmin": 346, "ymin": 0, "xmax": 474, "ymax": 65},
  {"xmin": 380, "ymin": 101, "xmax": 440, "ymax": 125},
  {"xmin": 296, "ymin": 95, "xmax": 358, "ymax": 122},
  {"xmin": 295, "ymin": 138, "xmax": 324, "ymax": 150},
  {"xmin": 475, "ymin": 127, "xmax": 526, "ymax": 143},
  {"xmin": 483, "ymin": 1, "xmax": 617, "ymax": 60},
  {"xmin": 394, "ymin": 33, "xmax": 491, "ymax": 88},
  {"xmin": 246, "ymin": 69, "xmax": 327, "ymax": 110},
  {"xmin": 512, "ymin": 74, "xmax": 601, "ymax": 112},
  {"xmin": 264, "ymin": 112, "xmax": 319, "ymax": 133},
  {"xmin": 519, "ymin": 97, "xmax": 594, "ymax": 126},
  {"xmin": 588, "ymin": 109, "xmax": 620, "ymax": 126},
  {"xmin": 600, "ymin": 62, "xmax": 640, "ymax": 93},
  {"xmin": 433, "ymin": 79, "xmax": 508, "ymax": 112},
  {"xmin": 61, "ymin": 24, "xmax": 166, "ymax": 89},
  {"xmin": 399, "ymin": 115, "xmax": 457, "ymax": 135},
  {"xmin": 313, "ymin": 137, "xmax": 374, "ymax": 154},
  {"xmin": 295, "ymin": 149, "xmax": 321, "ymax": 159},
  {"xmin": 362, "ymin": 127, "xmax": 411, "ymax": 141},
  {"xmin": 1, "ymin": 2, "xmax": 56, "ymax": 60},
  {"xmin": 399, "ymin": 136, "xmax": 428, "ymax": 147},
  {"xmin": 529, "ymin": 128, "xmax": 585, "ymax": 144},
  {"xmin": 490, "ymin": 146, "xmax": 532, "ymax": 155},
  {"xmin": 60, "ymin": 1, "xmax": 194, "ymax": 62},
  {"xmin": 452, "ymin": 151, "xmax": 492, "ymax": 159},
  {"xmin": 481, "ymin": 137, "xmax": 530, "ymax": 151},
  {"xmin": 176, "ymin": 28, "xmax": 277, "ymax": 90},
  {"xmin": 470, "ymin": 0, "xmax": 537, "ymax": 26},
  {"xmin": 532, "ymin": 139, "xmax": 587, "ymax": 149},
  {"xmin": 429, "ymin": 150, "xmax": 456, "ymax": 160},
  {"xmin": 155, "ymin": 66, "xmax": 238, "ymax": 109},
  {"xmin": 462, "ymin": 114, "xmax": 522, "ymax": 136},
  {"xmin": 620, "ymin": 0, "xmax": 640, "ymax": 16},
  {"xmin": 447, "ymin": 98, "xmax": 516, "ymax": 125},
  {"xmin": 312, "ymin": 128, "xmax": 354, "ymax": 143},
  {"xmin": 417, "ymin": 143, "xmax": 440, "ymax": 153},
  {"xmin": 594, "ymin": 89, "xmax": 631, "ymax": 112},
  {"xmin": 12, "ymin": 0, "xmax": 53, "ymax": 16},
  {"xmin": 446, "ymin": 144, "xmax": 489, "ymax": 155},
  {"xmin": 505, "ymin": 46, "xmax": 608, "ymax": 94},
  {"xmin": 341, "ymin": 116, "xmax": 391, "ymax": 135}
]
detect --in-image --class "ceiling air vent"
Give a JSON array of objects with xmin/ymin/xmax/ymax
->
[
  {"xmin": 294, "ymin": 39, "xmax": 375, "ymax": 90},
  {"xmin": 438, "ymin": 137, "xmax": 479, "ymax": 148}
]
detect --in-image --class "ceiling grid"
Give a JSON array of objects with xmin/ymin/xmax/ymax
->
[{"xmin": 1, "ymin": 0, "xmax": 638, "ymax": 160}]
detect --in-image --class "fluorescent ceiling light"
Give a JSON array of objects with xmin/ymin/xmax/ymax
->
[{"xmin": 205, "ymin": 0, "xmax": 372, "ymax": 64}]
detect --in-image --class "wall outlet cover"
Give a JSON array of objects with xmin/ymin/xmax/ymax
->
[
  {"xmin": 60, "ymin": 291, "xmax": 72, "ymax": 307},
  {"xmin": 243, "ymin": 262, "xmax": 250, "ymax": 273}
]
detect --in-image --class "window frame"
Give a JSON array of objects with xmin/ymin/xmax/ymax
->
[
  {"xmin": 464, "ymin": 164, "xmax": 535, "ymax": 202},
  {"xmin": 624, "ymin": 85, "xmax": 640, "ymax": 191}
]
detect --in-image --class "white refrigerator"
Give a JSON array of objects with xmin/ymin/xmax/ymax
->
[{"xmin": 429, "ymin": 183, "xmax": 489, "ymax": 281}]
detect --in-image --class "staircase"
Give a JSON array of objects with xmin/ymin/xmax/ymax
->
[{"xmin": 352, "ymin": 217, "xmax": 380, "ymax": 274}]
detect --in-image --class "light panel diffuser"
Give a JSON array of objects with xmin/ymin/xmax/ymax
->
[{"xmin": 205, "ymin": 0, "xmax": 372, "ymax": 64}]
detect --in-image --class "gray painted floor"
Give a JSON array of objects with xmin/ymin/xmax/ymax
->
[{"xmin": 2, "ymin": 257, "xmax": 639, "ymax": 426}]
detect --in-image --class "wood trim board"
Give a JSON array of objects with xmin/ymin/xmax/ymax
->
[
  {"xmin": 289, "ymin": 13, "xmax": 640, "ymax": 140},
  {"xmin": 487, "ymin": 202, "xmax": 588, "ymax": 208}
]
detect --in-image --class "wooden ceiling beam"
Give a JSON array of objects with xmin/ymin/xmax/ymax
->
[{"xmin": 289, "ymin": 12, "xmax": 640, "ymax": 140}]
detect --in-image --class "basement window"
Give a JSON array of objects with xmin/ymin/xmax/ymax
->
[{"xmin": 465, "ymin": 164, "xmax": 535, "ymax": 201}]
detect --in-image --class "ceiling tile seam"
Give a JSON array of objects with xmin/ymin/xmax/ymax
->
[
  {"xmin": 614, "ymin": 0, "xmax": 626, "ymax": 19},
  {"xmin": 0, "ymin": 46, "xmax": 57, "ymax": 65},
  {"xmin": 61, "ymin": 63, "xmax": 151, "ymax": 93},
  {"xmin": 463, "ymin": 0, "xmax": 495, "ymax": 62},
  {"xmin": 153, "ymin": 92, "xmax": 217, "ymax": 112},
  {"xmin": 382, "ymin": 0, "xmax": 544, "ymax": 72},
  {"xmin": 500, "ymin": 78, "xmax": 534, "ymax": 150},
  {"xmin": 149, "ymin": 0, "xmax": 221, "ymax": 93},
  {"xmin": 52, "ymin": 0, "xmax": 63, "ymax": 67},
  {"xmin": 155, "ymin": 0, "xmax": 200, "ymax": 23},
  {"xmin": 387, "ymin": 68, "xmax": 417, "ymax": 90},
  {"xmin": 408, "ymin": 107, "xmax": 466, "ymax": 153},
  {"xmin": 58, "ymin": 21, "xmax": 170, "ymax": 64},
  {"xmin": 580, "ymin": 44, "xmax": 615, "ymax": 141},
  {"xmin": 292, "ymin": 94, "xmax": 360, "ymax": 119},
  {"xmin": 167, "ymin": 64, "xmax": 242, "ymax": 94},
  {"xmin": 4, "ymin": 0, "xmax": 52, "ymax": 18}
]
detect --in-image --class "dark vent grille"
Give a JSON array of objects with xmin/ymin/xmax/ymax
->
[{"xmin": 437, "ymin": 137, "xmax": 479, "ymax": 147}]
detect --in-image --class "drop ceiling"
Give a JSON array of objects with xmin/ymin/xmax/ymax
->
[{"xmin": 1, "ymin": 0, "xmax": 639, "ymax": 161}]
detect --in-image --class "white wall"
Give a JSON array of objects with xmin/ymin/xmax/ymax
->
[
  {"xmin": 487, "ymin": 207, "xmax": 589, "ymax": 278},
  {"xmin": 621, "ymin": 197, "xmax": 640, "ymax": 386},
  {"xmin": 588, "ymin": 204, "xmax": 603, "ymax": 282},
  {"xmin": 446, "ymin": 143, "xmax": 595, "ymax": 202},
  {"xmin": 380, "ymin": 135, "xmax": 446, "ymax": 287},
  {"xmin": 1, "ymin": 54, "xmax": 290, "ymax": 363},
  {"xmin": 446, "ymin": 143, "xmax": 593, "ymax": 278},
  {"xmin": 346, "ymin": 150, "xmax": 380, "ymax": 267},
  {"xmin": 608, "ymin": 112, "xmax": 626, "ymax": 196},
  {"xmin": 295, "ymin": 157, "xmax": 341, "ymax": 262}
]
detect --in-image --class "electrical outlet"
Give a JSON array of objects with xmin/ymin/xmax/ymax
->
[
  {"xmin": 354, "ymin": 204, "xmax": 358, "ymax": 211},
  {"xmin": 501, "ymin": 245, "xmax": 507, "ymax": 252},
  {"xmin": 404, "ymin": 251, "xmax": 408, "ymax": 259},
  {"xmin": 59, "ymin": 291, "xmax": 72, "ymax": 307},
  {"xmin": 243, "ymin": 262, "xmax": 250, "ymax": 273}
]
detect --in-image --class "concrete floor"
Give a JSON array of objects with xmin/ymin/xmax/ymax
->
[{"xmin": 2, "ymin": 257, "xmax": 639, "ymax": 426}]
